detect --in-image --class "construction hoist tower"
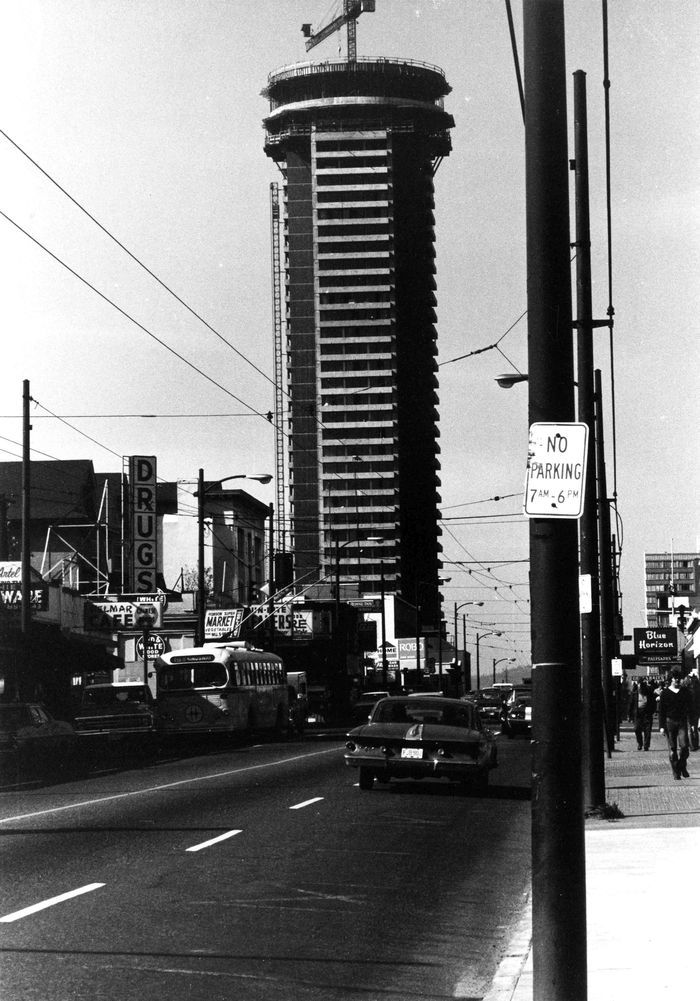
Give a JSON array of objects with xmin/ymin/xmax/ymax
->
[{"xmin": 269, "ymin": 182, "xmax": 286, "ymax": 552}]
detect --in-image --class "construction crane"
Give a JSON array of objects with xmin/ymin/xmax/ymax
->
[{"xmin": 301, "ymin": 0, "xmax": 375, "ymax": 64}]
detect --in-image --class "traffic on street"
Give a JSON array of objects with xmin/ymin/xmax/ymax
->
[{"xmin": 0, "ymin": 730, "xmax": 531, "ymax": 1001}]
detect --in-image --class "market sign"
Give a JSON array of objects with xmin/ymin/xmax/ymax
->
[
  {"xmin": 633, "ymin": 627, "xmax": 678, "ymax": 662},
  {"xmin": 524, "ymin": 422, "xmax": 588, "ymax": 518},
  {"xmin": 204, "ymin": 608, "xmax": 243, "ymax": 640}
]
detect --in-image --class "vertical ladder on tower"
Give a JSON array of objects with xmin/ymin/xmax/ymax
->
[{"xmin": 270, "ymin": 182, "xmax": 287, "ymax": 552}]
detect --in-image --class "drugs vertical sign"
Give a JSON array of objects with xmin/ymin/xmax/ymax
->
[
  {"xmin": 524, "ymin": 423, "xmax": 588, "ymax": 518},
  {"xmin": 129, "ymin": 455, "xmax": 158, "ymax": 592}
]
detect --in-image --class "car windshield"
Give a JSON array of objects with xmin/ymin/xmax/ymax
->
[
  {"xmin": 0, "ymin": 706, "xmax": 33, "ymax": 729},
  {"xmin": 373, "ymin": 700, "xmax": 477, "ymax": 729}
]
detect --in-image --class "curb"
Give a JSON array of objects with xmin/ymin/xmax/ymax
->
[{"xmin": 479, "ymin": 894, "xmax": 532, "ymax": 1001}]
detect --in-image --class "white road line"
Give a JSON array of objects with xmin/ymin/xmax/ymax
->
[
  {"xmin": 289, "ymin": 797, "xmax": 324, "ymax": 810},
  {"xmin": 0, "ymin": 883, "xmax": 105, "ymax": 923},
  {"xmin": 186, "ymin": 829, "xmax": 242, "ymax": 852},
  {"xmin": 0, "ymin": 746, "xmax": 340, "ymax": 825}
]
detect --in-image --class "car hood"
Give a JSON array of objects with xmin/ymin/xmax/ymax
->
[{"xmin": 347, "ymin": 721, "xmax": 487, "ymax": 742}]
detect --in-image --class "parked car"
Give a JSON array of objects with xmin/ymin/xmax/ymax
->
[
  {"xmin": 344, "ymin": 696, "xmax": 497, "ymax": 792},
  {"xmin": 504, "ymin": 693, "xmax": 533, "ymax": 737},
  {"xmin": 0, "ymin": 702, "xmax": 79, "ymax": 783},
  {"xmin": 350, "ymin": 690, "xmax": 390, "ymax": 726},
  {"xmin": 73, "ymin": 682, "xmax": 156, "ymax": 754},
  {"xmin": 506, "ymin": 684, "xmax": 532, "ymax": 705}
]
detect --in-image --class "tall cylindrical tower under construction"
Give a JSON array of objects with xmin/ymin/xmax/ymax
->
[{"xmin": 262, "ymin": 55, "xmax": 454, "ymax": 623}]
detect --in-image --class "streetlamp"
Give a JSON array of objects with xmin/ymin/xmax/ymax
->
[
  {"xmin": 414, "ymin": 577, "xmax": 449, "ymax": 682},
  {"xmin": 475, "ymin": 630, "xmax": 502, "ymax": 691},
  {"xmin": 452, "ymin": 604, "xmax": 484, "ymax": 692},
  {"xmin": 493, "ymin": 656, "xmax": 517, "ymax": 684},
  {"xmin": 365, "ymin": 537, "xmax": 388, "ymax": 688},
  {"xmin": 453, "ymin": 601, "xmax": 484, "ymax": 695},
  {"xmin": 196, "ymin": 469, "xmax": 272, "ymax": 646}
]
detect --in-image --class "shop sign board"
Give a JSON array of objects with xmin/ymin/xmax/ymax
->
[
  {"xmin": 85, "ymin": 599, "xmax": 163, "ymax": 632},
  {"xmin": 136, "ymin": 633, "xmax": 167, "ymax": 659},
  {"xmin": 273, "ymin": 605, "xmax": 313, "ymax": 637},
  {"xmin": 129, "ymin": 455, "xmax": 158, "ymax": 593},
  {"xmin": 633, "ymin": 627, "xmax": 678, "ymax": 661},
  {"xmin": 0, "ymin": 562, "xmax": 22, "ymax": 584},
  {"xmin": 0, "ymin": 586, "xmax": 48, "ymax": 611},
  {"xmin": 204, "ymin": 608, "xmax": 243, "ymax": 640}
]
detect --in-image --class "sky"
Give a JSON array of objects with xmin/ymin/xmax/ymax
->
[{"xmin": 1, "ymin": 0, "xmax": 698, "ymax": 668}]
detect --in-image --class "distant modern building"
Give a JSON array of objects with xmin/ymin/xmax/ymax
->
[
  {"xmin": 644, "ymin": 550, "xmax": 700, "ymax": 628},
  {"xmin": 262, "ymin": 55, "xmax": 454, "ymax": 626}
]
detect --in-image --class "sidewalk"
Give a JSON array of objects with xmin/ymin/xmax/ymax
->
[{"xmin": 483, "ymin": 726, "xmax": 700, "ymax": 1000}]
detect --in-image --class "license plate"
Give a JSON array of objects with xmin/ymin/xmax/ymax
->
[{"xmin": 401, "ymin": 747, "xmax": 423, "ymax": 759}]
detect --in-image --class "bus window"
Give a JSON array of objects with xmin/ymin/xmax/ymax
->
[{"xmin": 193, "ymin": 663, "xmax": 226, "ymax": 688}]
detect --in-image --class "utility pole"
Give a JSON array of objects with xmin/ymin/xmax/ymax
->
[
  {"xmin": 596, "ymin": 369, "xmax": 617, "ymax": 754},
  {"xmin": 573, "ymin": 70, "xmax": 606, "ymax": 810},
  {"xmin": 524, "ymin": 4, "xmax": 587, "ymax": 1000},
  {"xmin": 379, "ymin": 558, "xmax": 387, "ymax": 688},
  {"xmin": 268, "ymin": 502, "xmax": 275, "ymax": 652},
  {"xmin": 21, "ymin": 380, "xmax": 31, "ymax": 637},
  {"xmin": 0, "ymin": 495, "xmax": 8, "ymax": 560},
  {"xmin": 197, "ymin": 468, "xmax": 206, "ymax": 647}
]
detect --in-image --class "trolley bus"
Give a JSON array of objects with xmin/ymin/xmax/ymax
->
[{"xmin": 153, "ymin": 643, "xmax": 288, "ymax": 739}]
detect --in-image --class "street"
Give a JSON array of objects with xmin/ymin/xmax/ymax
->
[{"xmin": 0, "ymin": 734, "xmax": 531, "ymax": 1001}]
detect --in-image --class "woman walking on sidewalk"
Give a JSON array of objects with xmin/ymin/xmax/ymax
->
[{"xmin": 658, "ymin": 670, "xmax": 693, "ymax": 779}]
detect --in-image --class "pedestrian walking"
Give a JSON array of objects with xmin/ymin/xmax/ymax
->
[
  {"xmin": 632, "ymin": 677, "xmax": 656, "ymax": 751},
  {"xmin": 682, "ymin": 667, "xmax": 700, "ymax": 752},
  {"xmin": 658, "ymin": 670, "xmax": 693, "ymax": 780}
]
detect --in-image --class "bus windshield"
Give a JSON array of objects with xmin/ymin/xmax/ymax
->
[{"xmin": 158, "ymin": 662, "xmax": 228, "ymax": 691}]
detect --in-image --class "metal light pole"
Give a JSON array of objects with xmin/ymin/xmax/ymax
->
[
  {"xmin": 493, "ymin": 657, "xmax": 517, "ymax": 685},
  {"xmin": 475, "ymin": 631, "xmax": 502, "ymax": 691},
  {"xmin": 453, "ymin": 602, "xmax": 483, "ymax": 694},
  {"xmin": 196, "ymin": 470, "xmax": 272, "ymax": 646}
]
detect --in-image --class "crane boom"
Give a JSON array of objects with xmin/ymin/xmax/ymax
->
[{"xmin": 302, "ymin": 1, "xmax": 375, "ymax": 62}]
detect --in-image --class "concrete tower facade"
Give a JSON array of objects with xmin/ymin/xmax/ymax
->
[{"xmin": 262, "ymin": 57, "xmax": 454, "ymax": 622}]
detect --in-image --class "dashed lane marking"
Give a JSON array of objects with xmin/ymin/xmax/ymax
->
[
  {"xmin": 0, "ymin": 746, "xmax": 340, "ymax": 825},
  {"xmin": 0, "ymin": 883, "xmax": 105, "ymax": 923},
  {"xmin": 186, "ymin": 829, "xmax": 243, "ymax": 852}
]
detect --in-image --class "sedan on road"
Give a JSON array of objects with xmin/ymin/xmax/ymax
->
[
  {"xmin": 0, "ymin": 702, "xmax": 78, "ymax": 783},
  {"xmin": 504, "ymin": 693, "xmax": 533, "ymax": 737},
  {"xmin": 344, "ymin": 695, "xmax": 497, "ymax": 792},
  {"xmin": 472, "ymin": 688, "xmax": 509, "ymax": 729},
  {"xmin": 349, "ymin": 690, "xmax": 390, "ymax": 726}
]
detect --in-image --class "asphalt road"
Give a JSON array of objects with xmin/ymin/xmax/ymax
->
[{"xmin": 0, "ymin": 733, "xmax": 532, "ymax": 1001}]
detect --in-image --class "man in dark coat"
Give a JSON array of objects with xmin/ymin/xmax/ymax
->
[
  {"xmin": 658, "ymin": 670, "xmax": 693, "ymax": 779},
  {"xmin": 683, "ymin": 668, "xmax": 700, "ymax": 752},
  {"xmin": 632, "ymin": 677, "xmax": 656, "ymax": 751}
]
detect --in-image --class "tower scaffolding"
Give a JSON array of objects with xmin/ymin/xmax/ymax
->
[{"xmin": 270, "ymin": 182, "xmax": 287, "ymax": 551}]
